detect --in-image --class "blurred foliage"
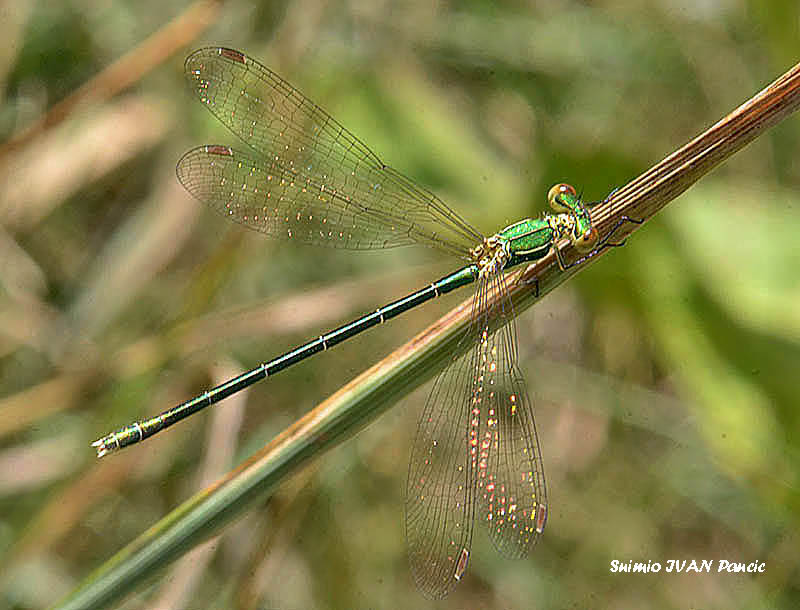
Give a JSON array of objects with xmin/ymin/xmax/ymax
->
[{"xmin": 0, "ymin": 1, "xmax": 799, "ymax": 609}]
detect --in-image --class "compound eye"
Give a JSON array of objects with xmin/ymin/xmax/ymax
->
[
  {"xmin": 547, "ymin": 183, "xmax": 578, "ymax": 213},
  {"xmin": 574, "ymin": 226, "xmax": 599, "ymax": 253}
]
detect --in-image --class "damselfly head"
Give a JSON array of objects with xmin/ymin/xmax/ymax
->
[{"xmin": 547, "ymin": 182, "xmax": 578, "ymax": 214}]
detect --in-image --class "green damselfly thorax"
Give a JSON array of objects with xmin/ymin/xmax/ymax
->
[{"xmin": 93, "ymin": 47, "xmax": 636, "ymax": 598}]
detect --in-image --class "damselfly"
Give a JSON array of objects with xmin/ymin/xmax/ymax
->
[{"xmin": 93, "ymin": 47, "xmax": 632, "ymax": 598}]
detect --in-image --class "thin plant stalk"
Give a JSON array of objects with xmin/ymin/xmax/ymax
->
[{"xmin": 52, "ymin": 58, "xmax": 800, "ymax": 610}]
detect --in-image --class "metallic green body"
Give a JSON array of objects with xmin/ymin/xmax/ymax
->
[
  {"xmin": 95, "ymin": 191, "xmax": 596, "ymax": 457},
  {"xmin": 498, "ymin": 187, "xmax": 594, "ymax": 270},
  {"xmin": 499, "ymin": 218, "xmax": 555, "ymax": 269}
]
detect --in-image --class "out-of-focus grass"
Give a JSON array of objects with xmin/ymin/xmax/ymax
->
[{"xmin": 1, "ymin": 1, "xmax": 798, "ymax": 609}]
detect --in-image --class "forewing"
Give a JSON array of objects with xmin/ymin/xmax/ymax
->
[
  {"xmin": 179, "ymin": 47, "xmax": 482, "ymax": 255},
  {"xmin": 405, "ymin": 278, "xmax": 490, "ymax": 598}
]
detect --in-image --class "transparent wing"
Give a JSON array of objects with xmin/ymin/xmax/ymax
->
[
  {"xmin": 177, "ymin": 145, "xmax": 440, "ymax": 250},
  {"xmin": 405, "ymin": 277, "xmax": 487, "ymax": 599},
  {"xmin": 476, "ymin": 271, "xmax": 547, "ymax": 558},
  {"xmin": 405, "ymin": 271, "xmax": 547, "ymax": 598},
  {"xmin": 178, "ymin": 47, "xmax": 483, "ymax": 256}
]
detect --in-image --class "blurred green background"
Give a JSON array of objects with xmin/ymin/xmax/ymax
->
[{"xmin": 1, "ymin": 1, "xmax": 799, "ymax": 608}]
